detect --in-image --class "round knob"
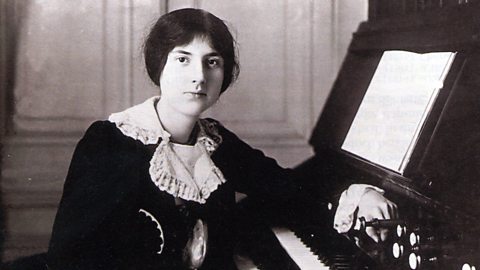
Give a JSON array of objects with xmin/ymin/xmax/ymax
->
[
  {"xmin": 327, "ymin": 202, "xmax": 333, "ymax": 211},
  {"xmin": 397, "ymin": 224, "xmax": 407, "ymax": 238},
  {"xmin": 392, "ymin": 242, "xmax": 404, "ymax": 259},
  {"xmin": 410, "ymin": 232, "xmax": 420, "ymax": 246},
  {"xmin": 409, "ymin": 253, "xmax": 420, "ymax": 270},
  {"xmin": 409, "ymin": 252, "xmax": 438, "ymax": 270}
]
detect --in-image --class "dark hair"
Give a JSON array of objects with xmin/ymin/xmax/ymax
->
[{"xmin": 144, "ymin": 8, "xmax": 239, "ymax": 93}]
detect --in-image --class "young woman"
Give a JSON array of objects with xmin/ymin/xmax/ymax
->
[{"xmin": 47, "ymin": 8, "xmax": 397, "ymax": 270}]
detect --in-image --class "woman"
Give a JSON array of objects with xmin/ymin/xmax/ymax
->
[{"xmin": 47, "ymin": 8, "xmax": 396, "ymax": 270}]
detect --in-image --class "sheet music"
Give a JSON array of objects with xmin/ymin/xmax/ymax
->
[{"xmin": 342, "ymin": 51, "xmax": 456, "ymax": 173}]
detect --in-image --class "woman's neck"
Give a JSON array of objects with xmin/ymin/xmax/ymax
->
[{"xmin": 156, "ymin": 101, "xmax": 198, "ymax": 144}]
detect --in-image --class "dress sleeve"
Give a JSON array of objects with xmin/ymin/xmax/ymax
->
[
  {"xmin": 213, "ymin": 124, "xmax": 304, "ymax": 201},
  {"xmin": 47, "ymin": 121, "xmax": 143, "ymax": 269}
]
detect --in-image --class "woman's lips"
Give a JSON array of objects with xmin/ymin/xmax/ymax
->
[{"xmin": 184, "ymin": 92, "xmax": 207, "ymax": 98}]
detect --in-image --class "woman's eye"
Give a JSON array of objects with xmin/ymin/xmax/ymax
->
[
  {"xmin": 207, "ymin": 58, "xmax": 222, "ymax": 68},
  {"xmin": 176, "ymin": 57, "xmax": 188, "ymax": 63}
]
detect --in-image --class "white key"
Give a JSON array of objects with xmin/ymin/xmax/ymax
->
[{"xmin": 272, "ymin": 227, "xmax": 330, "ymax": 270}]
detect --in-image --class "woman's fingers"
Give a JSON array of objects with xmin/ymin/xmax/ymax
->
[
  {"xmin": 379, "ymin": 228, "xmax": 389, "ymax": 242},
  {"xmin": 386, "ymin": 200, "xmax": 399, "ymax": 219},
  {"xmin": 356, "ymin": 189, "xmax": 399, "ymax": 243},
  {"xmin": 365, "ymin": 227, "xmax": 379, "ymax": 242}
]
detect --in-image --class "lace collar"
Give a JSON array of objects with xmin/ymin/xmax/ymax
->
[{"xmin": 108, "ymin": 96, "xmax": 226, "ymax": 203}]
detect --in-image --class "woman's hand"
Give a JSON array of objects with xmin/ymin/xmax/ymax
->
[
  {"xmin": 355, "ymin": 188, "xmax": 398, "ymax": 243},
  {"xmin": 334, "ymin": 184, "xmax": 398, "ymax": 245}
]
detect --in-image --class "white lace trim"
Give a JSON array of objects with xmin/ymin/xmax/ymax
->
[
  {"xmin": 108, "ymin": 96, "xmax": 226, "ymax": 204},
  {"xmin": 108, "ymin": 97, "xmax": 166, "ymax": 145}
]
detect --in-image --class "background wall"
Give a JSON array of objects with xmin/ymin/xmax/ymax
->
[{"xmin": 0, "ymin": 0, "xmax": 367, "ymax": 261}]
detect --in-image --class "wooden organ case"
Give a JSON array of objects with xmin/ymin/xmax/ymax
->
[{"xmin": 241, "ymin": 1, "xmax": 480, "ymax": 270}]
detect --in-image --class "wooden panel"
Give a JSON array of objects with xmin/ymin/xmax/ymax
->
[
  {"xmin": 1, "ymin": 135, "xmax": 76, "ymax": 260},
  {"xmin": 102, "ymin": 0, "xmax": 166, "ymax": 114},
  {"xmin": 12, "ymin": 0, "xmax": 163, "ymax": 134},
  {"xmin": 2, "ymin": 136, "xmax": 76, "ymax": 196},
  {"xmin": 200, "ymin": 1, "xmax": 310, "ymax": 140},
  {"xmin": 13, "ymin": 1, "xmax": 105, "ymax": 133}
]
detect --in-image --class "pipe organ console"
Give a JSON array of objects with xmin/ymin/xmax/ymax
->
[{"xmin": 239, "ymin": 1, "xmax": 480, "ymax": 269}]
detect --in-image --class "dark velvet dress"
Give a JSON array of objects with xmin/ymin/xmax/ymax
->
[{"xmin": 47, "ymin": 118, "xmax": 304, "ymax": 270}]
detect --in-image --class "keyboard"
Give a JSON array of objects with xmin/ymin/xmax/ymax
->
[
  {"xmin": 272, "ymin": 227, "xmax": 330, "ymax": 270},
  {"xmin": 272, "ymin": 224, "xmax": 375, "ymax": 270}
]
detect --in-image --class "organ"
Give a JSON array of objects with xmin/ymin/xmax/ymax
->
[{"xmin": 240, "ymin": 1, "xmax": 480, "ymax": 269}]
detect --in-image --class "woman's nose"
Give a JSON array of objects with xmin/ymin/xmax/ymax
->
[{"xmin": 191, "ymin": 61, "xmax": 206, "ymax": 84}]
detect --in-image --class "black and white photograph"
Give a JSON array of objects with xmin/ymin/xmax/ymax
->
[{"xmin": 0, "ymin": 0, "xmax": 479, "ymax": 269}]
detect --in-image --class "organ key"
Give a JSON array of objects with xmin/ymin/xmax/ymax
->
[{"xmin": 271, "ymin": 227, "xmax": 330, "ymax": 270}]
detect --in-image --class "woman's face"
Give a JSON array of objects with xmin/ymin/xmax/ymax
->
[{"xmin": 159, "ymin": 36, "xmax": 224, "ymax": 118}]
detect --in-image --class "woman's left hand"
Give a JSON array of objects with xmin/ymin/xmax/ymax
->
[{"xmin": 355, "ymin": 188, "xmax": 398, "ymax": 243}]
